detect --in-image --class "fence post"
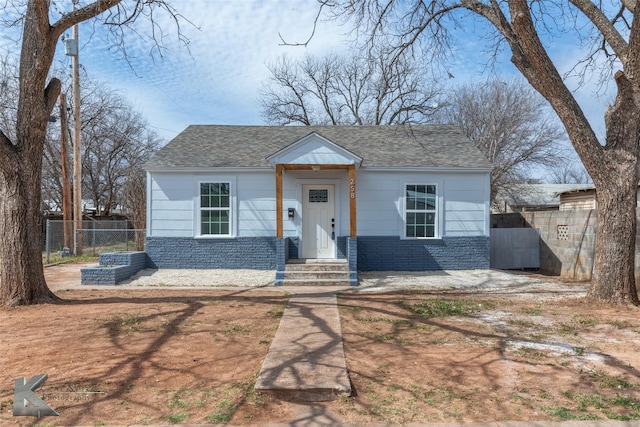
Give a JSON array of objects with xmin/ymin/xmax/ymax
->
[
  {"xmin": 45, "ymin": 219, "xmax": 51, "ymax": 264},
  {"xmin": 126, "ymin": 220, "xmax": 129, "ymax": 251}
]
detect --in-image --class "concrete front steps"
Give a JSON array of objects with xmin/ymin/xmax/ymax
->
[{"xmin": 283, "ymin": 259, "xmax": 350, "ymax": 286}]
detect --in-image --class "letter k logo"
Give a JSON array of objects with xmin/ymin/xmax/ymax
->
[{"xmin": 13, "ymin": 374, "xmax": 59, "ymax": 418}]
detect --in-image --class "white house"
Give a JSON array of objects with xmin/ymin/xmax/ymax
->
[{"xmin": 144, "ymin": 125, "xmax": 492, "ymax": 285}]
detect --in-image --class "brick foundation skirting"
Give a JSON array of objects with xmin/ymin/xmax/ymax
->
[
  {"xmin": 145, "ymin": 237, "xmax": 278, "ymax": 269},
  {"xmin": 145, "ymin": 235, "xmax": 489, "ymax": 272},
  {"xmin": 356, "ymin": 236, "xmax": 490, "ymax": 271}
]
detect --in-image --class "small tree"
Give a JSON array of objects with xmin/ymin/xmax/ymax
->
[{"xmin": 121, "ymin": 166, "xmax": 148, "ymax": 251}]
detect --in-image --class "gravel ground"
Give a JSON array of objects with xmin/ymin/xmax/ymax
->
[{"xmin": 119, "ymin": 267, "xmax": 588, "ymax": 299}]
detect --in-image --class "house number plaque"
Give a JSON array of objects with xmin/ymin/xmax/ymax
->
[{"xmin": 350, "ymin": 178, "xmax": 356, "ymax": 199}]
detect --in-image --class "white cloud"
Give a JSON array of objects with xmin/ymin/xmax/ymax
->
[{"xmin": 50, "ymin": 0, "xmax": 350, "ymax": 140}]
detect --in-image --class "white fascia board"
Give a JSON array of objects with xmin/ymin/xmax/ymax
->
[
  {"xmin": 145, "ymin": 167, "xmax": 272, "ymax": 173},
  {"xmin": 362, "ymin": 166, "xmax": 493, "ymax": 173}
]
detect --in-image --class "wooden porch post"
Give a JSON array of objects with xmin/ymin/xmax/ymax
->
[
  {"xmin": 349, "ymin": 164, "xmax": 357, "ymax": 238},
  {"xmin": 276, "ymin": 164, "xmax": 283, "ymax": 239}
]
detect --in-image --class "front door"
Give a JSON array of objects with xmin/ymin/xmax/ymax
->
[{"xmin": 302, "ymin": 184, "xmax": 335, "ymax": 259}]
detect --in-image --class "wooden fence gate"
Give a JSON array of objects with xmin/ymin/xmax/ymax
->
[{"xmin": 490, "ymin": 228, "xmax": 540, "ymax": 269}]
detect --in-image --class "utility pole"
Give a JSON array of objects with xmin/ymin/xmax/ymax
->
[
  {"xmin": 59, "ymin": 94, "xmax": 73, "ymax": 250},
  {"xmin": 72, "ymin": 19, "xmax": 83, "ymax": 255}
]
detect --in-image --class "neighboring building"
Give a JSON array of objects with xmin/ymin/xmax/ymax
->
[
  {"xmin": 144, "ymin": 125, "xmax": 492, "ymax": 284},
  {"xmin": 493, "ymin": 183, "xmax": 593, "ymax": 213},
  {"xmin": 558, "ymin": 187, "xmax": 597, "ymax": 210},
  {"xmin": 557, "ymin": 186, "xmax": 640, "ymax": 210}
]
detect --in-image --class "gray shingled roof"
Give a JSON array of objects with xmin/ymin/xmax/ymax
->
[{"xmin": 145, "ymin": 124, "xmax": 492, "ymax": 170}]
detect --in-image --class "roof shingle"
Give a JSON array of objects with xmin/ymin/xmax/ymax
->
[{"xmin": 145, "ymin": 124, "xmax": 492, "ymax": 170}]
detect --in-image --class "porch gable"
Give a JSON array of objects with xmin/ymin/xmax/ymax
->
[{"xmin": 266, "ymin": 132, "xmax": 362, "ymax": 167}]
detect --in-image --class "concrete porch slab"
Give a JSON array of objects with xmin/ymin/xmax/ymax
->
[{"xmin": 255, "ymin": 292, "xmax": 352, "ymax": 401}]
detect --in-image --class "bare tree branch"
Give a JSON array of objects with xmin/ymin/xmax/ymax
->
[
  {"xmin": 260, "ymin": 50, "xmax": 443, "ymax": 126},
  {"xmin": 568, "ymin": 0, "xmax": 628, "ymax": 62},
  {"xmin": 279, "ymin": 0, "xmax": 335, "ymax": 47},
  {"xmin": 51, "ymin": 0, "xmax": 122, "ymax": 40}
]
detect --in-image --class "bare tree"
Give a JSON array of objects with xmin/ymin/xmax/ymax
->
[
  {"xmin": 0, "ymin": 1, "xmax": 185, "ymax": 307},
  {"xmin": 80, "ymin": 85, "xmax": 159, "ymax": 216},
  {"xmin": 330, "ymin": 1, "xmax": 640, "ymax": 305},
  {"xmin": 121, "ymin": 165, "xmax": 148, "ymax": 251},
  {"xmin": 260, "ymin": 50, "xmax": 443, "ymax": 125},
  {"xmin": 439, "ymin": 78, "xmax": 566, "ymax": 206},
  {"xmin": 547, "ymin": 159, "xmax": 593, "ymax": 185},
  {"xmin": 42, "ymin": 77, "xmax": 160, "ymax": 218}
]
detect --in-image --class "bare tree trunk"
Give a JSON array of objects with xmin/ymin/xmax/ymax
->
[
  {"xmin": 134, "ymin": 229, "xmax": 145, "ymax": 251},
  {"xmin": 0, "ymin": 0, "xmax": 61, "ymax": 306},
  {"xmin": 503, "ymin": 2, "xmax": 640, "ymax": 305},
  {"xmin": 587, "ymin": 71, "xmax": 640, "ymax": 304},
  {"xmin": 0, "ymin": 162, "xmax": 59, "ymax": 306},
  {"xmin": 590, "ymin": 177, "xmax": 639, "ymax": 304},
  {"xmin": 0, "ymin": 0, "xmax": 177, "ymax": 306}
]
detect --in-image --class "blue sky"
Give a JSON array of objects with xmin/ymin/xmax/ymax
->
[{"xmin": 0, "ymin": 1, "xmax": 615, "ymax": 147}]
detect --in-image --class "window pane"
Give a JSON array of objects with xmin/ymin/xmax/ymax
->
[
  {"xmin": 405, "ymin": 184, "xmax": 437, "ymax": 238},
  {"xmin": 201, "ymin": 208, "xmax": 230, "ymax": 235},
  {"xmin": 200, "ymin": 183, "xmax": 210, "ymax": 195},
  {"xmin": 309, "ymin": 189, "xmax": 328, "ymax": 203},
  {"xmin": 425, "ymin": 225, "xmax": 435, "ymax": 238},
  {"xmin": 406, "ymin": 185, "xmax": 416, "ymax": 210},
  {"xmin": 201, "ymin": 183, "xmax": 230, "ymax": 208},
  {"xmin": 406, "ymin": 224, "xmax": 415, "ymax": 238},
  {"xmin": 426, "ymin": 213, "xmax": 434, "ymax": 225},
  {"xmin": 406, "ymin": 184, "xmax": 436, "ymax": 210},
  {"xmin": 426, "ymin": 195, "xmax": 436, "ymax": 210}
]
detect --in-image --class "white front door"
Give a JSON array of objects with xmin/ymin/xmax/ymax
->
[{"xmin": 302, "ymin": 184, "xmax": 335, "ymax": 259}]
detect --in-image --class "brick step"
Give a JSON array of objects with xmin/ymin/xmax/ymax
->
[
  {"xmin": 284, "ymin": 271, "xmax": 350, "ymax": 280},
  {"xmin": 281, "ymin": 259, "xmax": 353, "ymax": 286},
  {"xmin": 281, "ymin": 278, "xmax": 352, "ymax": 287},
  {"xmin": 285, "ymin": 261, "xmax": 348, "ymax": 272}
]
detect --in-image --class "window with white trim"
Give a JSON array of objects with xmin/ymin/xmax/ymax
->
[
  {"xmin": 405, "ymin": 184, "xmax": 437, "ymax": 238},
  {"xmin": 200, "ymin": 182, "xmax": 231, "ymax": 236}
]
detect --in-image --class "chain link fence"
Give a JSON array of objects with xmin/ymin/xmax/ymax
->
[{"xmin": 43, "ymin": 220, "xmax": 145, "ymax": 263}]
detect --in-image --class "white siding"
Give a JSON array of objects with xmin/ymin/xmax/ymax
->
[
  {"xmin": 149, "ymin": 174, "xmax": 194, "ymax": 237},
  {"xmin": 356, "ymin": 172, "xmax": 401, "ymax": 236},
  {"xmin": 356, "ymin": 170, "xmax": 489, "ymax": 237},
  {"xmin": 149, "ymin": 172, "xmax": 276, "ymax": 238},
  {"xmin": 443, "ymin": 173, "xmax": 489, "ymax": 237},
  {"xmin": 237, "ymin": 173, "xmax": 276, "ymax": 236},
  {"xmin": 148, "ymin": 169, "xmax": 490, "ymax": 239}
]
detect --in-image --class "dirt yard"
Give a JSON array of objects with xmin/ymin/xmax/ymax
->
[{"xmin": 1, "ymin": 264, "xmax": 640, "ymax": 425}]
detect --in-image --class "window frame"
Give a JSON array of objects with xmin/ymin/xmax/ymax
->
[
  {"xmin": 196, "ymin": 179, "xmax": 235, "ymax": 238},
  {"xmin": 403, "ymin": 183, "xmax": 438, "ymax": 239}
]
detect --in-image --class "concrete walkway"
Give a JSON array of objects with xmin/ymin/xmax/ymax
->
[{"xmin": 254, "ymin": 292, "xmax": 352, "ymax": 401}]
